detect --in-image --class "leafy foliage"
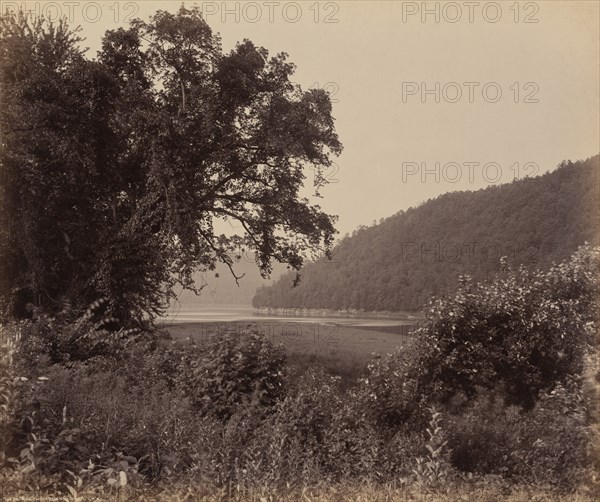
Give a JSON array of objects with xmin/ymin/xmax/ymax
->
[
  {"xmin": 0, "ymin": 6, "xmax": 342, "ymax": 324},
  {"xmin": 2, "ymin": 269, "xmax": 600, "ymax": 499},
  {"xmin": 13, "ymin": 301, "xmax": 153, "ymax": 365},
  {"xmin": 413, "ymin": 407, "xmax": 453, "ymax": 491},
  {"xmin": 174, "ymin": 333, "xmax": 286, "ymax": 420},
  {"xmin": 413, "ymin": 244, "xmax": 599, "ymax": 409},
  {"xmin": 446, "ymin": 376, "xmax": 596, "ymax": 492}
]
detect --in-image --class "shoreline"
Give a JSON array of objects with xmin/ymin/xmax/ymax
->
[{"xmin": 253, "ymin": 306, "xmax": 423, "ymax": 320}]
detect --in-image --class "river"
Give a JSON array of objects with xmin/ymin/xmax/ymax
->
[{"xmin": 161, "ymin": 303, "xmax": 417, "ymax": 328}]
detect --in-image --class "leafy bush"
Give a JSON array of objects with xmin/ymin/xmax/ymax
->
[
  {"xmin": 227, "ymin": 366, "xmax": 380, "ymax": 486},
  {"xmin": 1, "ymin": 324, "xmax": 20, "ymax": 463},
  {"xmin": 511, "ymin": 376, "xmax": 593, "ymax": 490},
  {"xmin": 360, "ymin": 247, "xmax": 599, "ymax": 435},
  {"xmin": 247, "ymin": 367, "xmax": 344, "ymax": 484},
  {"xmin": 413, "ymin": 245, "xmax": 599, "ymax": 409},
  {"xmin": 446, "ymin": 373, "xmax": 594, "ymax": 492},
  {"xmin": 175, "ymin": 332, "xmax": 287, "ymax": 420},
  {"xmin": 14, "ymin": 299, "xmax": 155, "ymax": 366},
  {"xmin": 358, "ymin": 348, "xmax": 425, "ymax": 429}
]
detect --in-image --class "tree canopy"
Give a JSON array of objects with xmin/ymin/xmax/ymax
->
[{"xmin": 0, "ymin": 6, "xmax": 342, "ymax": 324}]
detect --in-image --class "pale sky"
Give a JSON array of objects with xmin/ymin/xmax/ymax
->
[{"xmin": 4, "ymin": 0, "xmax": 599, "ymax": 237}]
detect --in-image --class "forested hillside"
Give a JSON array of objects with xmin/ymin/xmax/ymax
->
[{"xmin": 253, "ymin": 156, "xmax": 599, "ymax": 312}]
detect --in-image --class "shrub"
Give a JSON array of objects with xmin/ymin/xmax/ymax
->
[
  {"xmin": 413, "ymin": 245, "xmax": 599, "ymax": 409},
  {"xmin": 446, "ymin": 375, "xmax": 593, "ymax": 492},
  {"xmin": 1, "ymin": 323, "xmax": 21, "ymax": 462},
  {"xmin": 510, "ymin": 375, "xmax": 592, "ymax": 490},
  {"xmin": 234, "ymin": 366, "xmax": 381, "ymax": 485},
  {"xmin": 15, "ymin": 311, "xmax": 153, "ymax": 366},
  {"xmin": 175, "ymin": 332, "xmax": 287, "ymax": 420},
  {"xmin": 447, "ymin": 392, "xmax": 523, "ymax": 476},
  {"xmin": 256, "ymin": 367, "xmax": 343, "ymax": 481},
  {"xmin": 358, "ymin": 348, "xmax": 425, "ymax": 429}
]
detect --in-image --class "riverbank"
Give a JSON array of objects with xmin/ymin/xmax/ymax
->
[
  {"xmin": 253, "ymin": 306, "xmax": 423, "ymax": 320},
  {"xmin": 164, "ymin": 319, "xmax": 417, "ymax": 359},
  {"xmin": 163, "ymin": 319, "xmax": 418, "ymax": 390}
]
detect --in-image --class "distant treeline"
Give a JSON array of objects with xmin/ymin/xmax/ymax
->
[{"xmin": 253, "ymin": 156, "xmax": 599, "ymax": 312}]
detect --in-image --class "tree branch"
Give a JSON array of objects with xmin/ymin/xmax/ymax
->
[{"xmin": 197, "ymin": 228, "xmax": 245, "ymax": 286}]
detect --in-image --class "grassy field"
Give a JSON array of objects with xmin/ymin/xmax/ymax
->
[{"xmin": 164, "ymin": 320, "xmax": 418, "ymax": 385}]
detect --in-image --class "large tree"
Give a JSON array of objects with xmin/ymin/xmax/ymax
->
[{"xmin": 0, "ymin": 6, "xmax": 342, "ymax": 324}]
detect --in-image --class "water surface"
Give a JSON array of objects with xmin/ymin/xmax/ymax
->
[{"xmin": 161, "ymin": 304, "xmax": 416, "ymax": 328}]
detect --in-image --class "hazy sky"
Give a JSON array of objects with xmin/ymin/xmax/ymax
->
[{"xmin": 5, "ymin": 0, "xmax": 599, "ymax": 237}]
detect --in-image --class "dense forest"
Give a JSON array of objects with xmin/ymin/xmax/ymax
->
[{"xmin": 253, "ymin": 156, "xmax": 600, "ymax": 312}]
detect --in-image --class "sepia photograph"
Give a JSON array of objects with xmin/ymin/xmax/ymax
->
[{"xmin": 0, "ymin": 1, "xmax": 599, "ymax": 500}]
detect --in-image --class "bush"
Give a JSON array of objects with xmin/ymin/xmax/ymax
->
[
  {"xmin": 252, "ymin": 367, "xmax": 344, "ymax": 483},
  {"xmin": 413, "ymin": 245, "xmax": 599, "ymax": 409},
  {"xmin": 511, "ymin": 376, "xmax": 592, "ymax": 490},
  {"xmin": 15, "ymin": 310, "xmax": 154, "ymax": 366},
  {"xmin": 446, "ymin": 375, "xmax": 594, "ymax": 492},
  {"xmin": 1, "ymin": 323, "xmax": 20, "ymax": 462},
  {"xmin": 175, "ymin": 332, "xmax": 287, "ymax": 420},
  {"xmin": 232, "ymin": 366, "xmax": 380, "ymax": 485},
  {"xmin": 447, "ymin": 392, "xmax": 523, "ymax": 476},
  {"xmin": 358, "ymin": 348, "xmax": 425, "ymax": 429},
  {"xmin": 413, "ymin": 407, "xmax": 454, "ymax": 491}
]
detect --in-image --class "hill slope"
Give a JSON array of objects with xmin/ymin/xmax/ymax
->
[{"xmin": 253, "ymin": 156, "xmax": 599, "ymax": 312}]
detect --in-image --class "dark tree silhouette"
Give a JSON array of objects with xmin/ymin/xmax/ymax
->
[{"xmin": 0, "ymin": 7, "xmax": 342, "ymax": 324}]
